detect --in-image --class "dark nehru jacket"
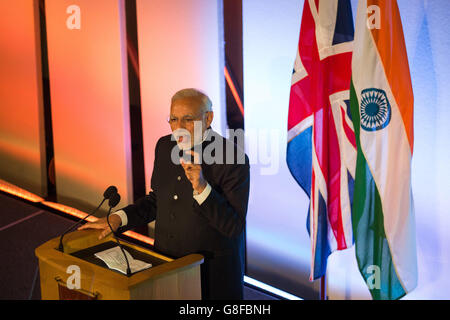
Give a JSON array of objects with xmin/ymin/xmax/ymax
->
[{"xmin": 117, "ymin": 130, "xmax": 250, "ymax": 300}]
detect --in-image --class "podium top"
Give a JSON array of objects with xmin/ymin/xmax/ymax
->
[{"xmin": 35, "ymin": 229, "xmax": 204, "ymax": 291}]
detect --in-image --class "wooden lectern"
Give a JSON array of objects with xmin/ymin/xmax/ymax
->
[{"xmin": 35, "ymin": 230, "xmax": 204, "ymax": 300}]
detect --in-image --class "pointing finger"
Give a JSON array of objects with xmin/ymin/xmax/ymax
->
[
  {"xmin": 180, "ymin": 158, "xmax": 191, "ymax": 167},
  {"xmin": 186, "ymin": 150, "xmax": 200, "ymax": 164}
]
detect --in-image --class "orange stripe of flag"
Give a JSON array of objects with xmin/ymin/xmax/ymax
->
[{"xmin": 367, "ymin": 0, "xmax": 414, "ymax": 154}]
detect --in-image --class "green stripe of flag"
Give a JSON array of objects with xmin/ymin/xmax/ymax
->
[{"xmin": 350, "ymin": 80, "xmax": 406, "ymax": 300}]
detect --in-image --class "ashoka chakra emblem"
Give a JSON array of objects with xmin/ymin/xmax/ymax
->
[{"xmin": 360, "ymin": 88, "xmax": 391, "ymax": 131}]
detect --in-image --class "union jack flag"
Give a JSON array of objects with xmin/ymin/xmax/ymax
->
[{"xmin": 286, "ymin": 0, "xmax": 356, "ymax": 281}]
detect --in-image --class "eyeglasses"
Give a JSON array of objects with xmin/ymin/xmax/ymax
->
[{"xmin": 167, "ymin": 112, "xmax": 209, "ymax": 126}]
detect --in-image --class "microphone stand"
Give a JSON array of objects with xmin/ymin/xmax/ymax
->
[
  {"xmin": 106, "ymin": 207, "xmax": 132, "ymax": 276},
  {"xmin": 58, "ymin": 198, "xmax": 105, "ymax": 252}
]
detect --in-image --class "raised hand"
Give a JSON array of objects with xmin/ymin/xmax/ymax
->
[{"xmin": 180, "ymin": 150, "xmax": 207, "ymax": 194}]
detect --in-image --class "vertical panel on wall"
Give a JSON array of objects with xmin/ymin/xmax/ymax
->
[
  {"xmin": 224, "ymin": 0, "xmax": 244, "ymax": 131},
  {"xmin": 0, "ymin": 0, "xmax": 47, "ymax": 197},
  {"xmin": 136, "ymin": 0, "xmax": 226, "ymax": 194},
  {"xmin": 243, "ymin": 0, "xmax": 319, "ymax": 299},
  {"xmin": 45, "ymin": 0, "xmax": 132, "ymax": 215}
]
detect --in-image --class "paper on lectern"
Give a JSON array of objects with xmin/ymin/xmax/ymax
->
[{"xmin": 94, "ymin": 246, "xmax": 152, "ymax": 275}]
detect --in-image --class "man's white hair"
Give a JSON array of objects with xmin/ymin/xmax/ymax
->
[{"xmin": 171, "ymin": 88, "xmax": 213, "ymax": 112}]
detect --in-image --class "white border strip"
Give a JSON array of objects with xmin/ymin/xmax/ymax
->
[{"xmin": 244, "ymin": 276, "xmax": 303, "ymax": 300}]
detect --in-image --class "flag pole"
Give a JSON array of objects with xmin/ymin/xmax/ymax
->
[{"xmin": 320, "ymin": 274, "xmax": 327, "ymax": 300}]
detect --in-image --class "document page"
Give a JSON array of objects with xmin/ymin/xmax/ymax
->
[{"xmin": 94, "ymin": 246, "xmax": 152, "ymax": 275}]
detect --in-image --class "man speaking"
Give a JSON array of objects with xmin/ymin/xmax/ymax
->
[{"xmin": 79, "ymin": 88, "xmax": 250, "ymax": 300}]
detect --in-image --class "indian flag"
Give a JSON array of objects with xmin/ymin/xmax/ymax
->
[{"xmin": 349, "ymin": 0, "xmax": 418, "ymax": 300}]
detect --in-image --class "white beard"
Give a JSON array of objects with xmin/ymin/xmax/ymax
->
[{"xmin": 171, "ymin": 128, "xmax": 209, "ymax": 151}]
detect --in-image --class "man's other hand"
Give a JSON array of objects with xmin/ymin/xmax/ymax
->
[{"xmin": 77, "ymin": 214, "xmax": 121, "ymax": 240}]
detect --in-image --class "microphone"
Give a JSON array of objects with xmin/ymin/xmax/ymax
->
[
  {"xmin": 58, "ymin": 186, "xmax": 118, "ymax": 252},
  {"xmin": 108, "ymin": 191, "xmax": 121, "ymax": 208},
  {"xmin": 105, "ymin": 192, "xmax": 132, "ymax": 276},
  {"xmin": 103, "ymin": 186, "xmax": 119, "ymax": 199}
]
